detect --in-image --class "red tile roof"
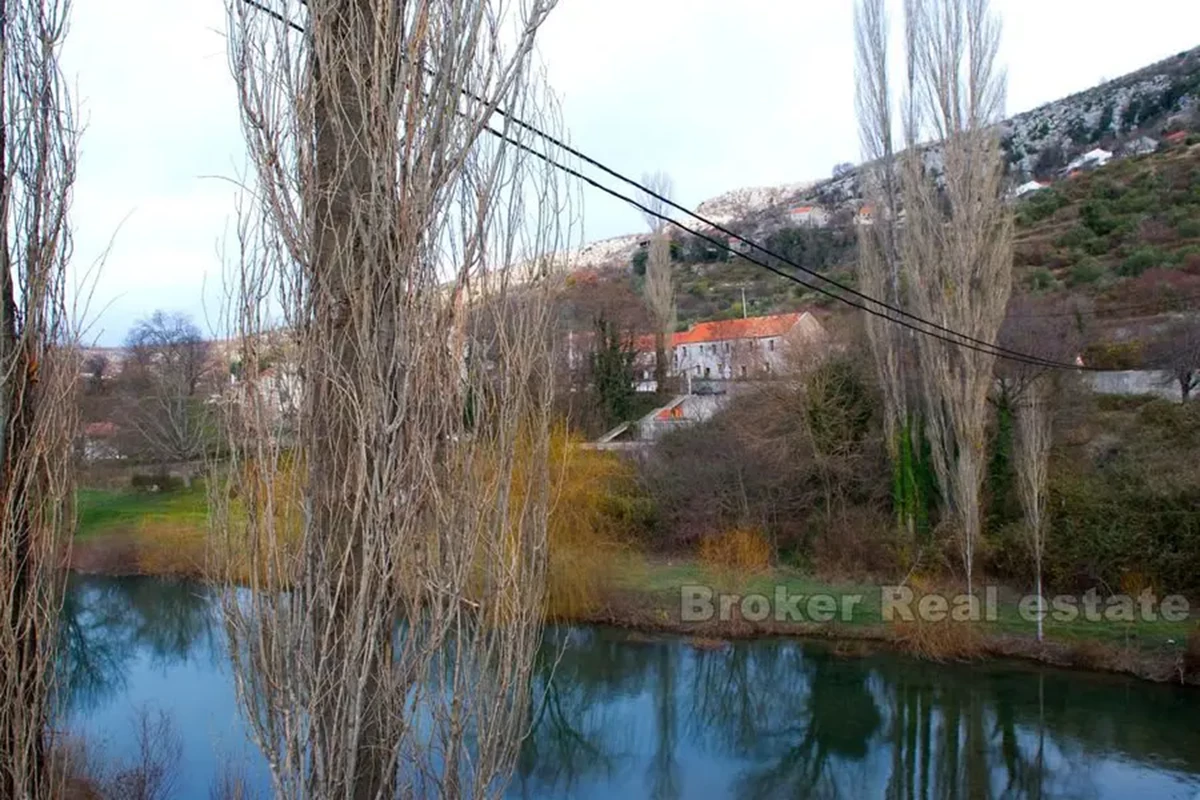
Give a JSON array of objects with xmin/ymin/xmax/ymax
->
[
  {"xmin": 83, "ymin": 421, "xmax": 118, "ymax": 438},
  {"xmin": 790, "ymin": 206, "xmax": 815, "ymax": 214},
  {"xmin": 1166, "ymin": 130, "xmax": 1188, "ymax": 144},
  {"xmin": 672, "ymin": 313, "xmax": 804, "ymax": 346}
]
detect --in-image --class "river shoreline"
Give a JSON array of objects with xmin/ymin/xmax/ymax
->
[{"xmin": 68, "ymin": 531, "xmax": 1200, "ymax": 689}]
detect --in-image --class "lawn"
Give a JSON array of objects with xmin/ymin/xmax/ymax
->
[
  {"xmin": 614, "ymin": 555, "xmax": 1196, "ymax": 651},
  {"xmin": 76, "ymin": 485, "xmax": 208, "ymax": 540}
]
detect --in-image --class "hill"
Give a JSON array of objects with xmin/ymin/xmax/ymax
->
[{"xmin": 565, "ymin": 45, "xmax": 1200, "ymax": 334}]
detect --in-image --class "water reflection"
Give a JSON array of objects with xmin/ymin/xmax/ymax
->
[
  {"xmin": 58, "ymin": 574, "xmax": 218, "ymax": 713},
  {"xmin": 57, "ymin": 578, "xmax": 1200, "ymax": 800},
  {"xmin": 514, "ymin": 630, "xmax": 1200, "ymax": 799}
]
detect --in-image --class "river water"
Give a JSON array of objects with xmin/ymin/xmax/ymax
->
[{"xmin": 58, "ymin": 575, "xmax": 1200, "ymax": 799}]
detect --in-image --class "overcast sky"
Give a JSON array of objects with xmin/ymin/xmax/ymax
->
[{"xmin": 65, "ymin": 1, "xmax": 1200, "ymax": 344}]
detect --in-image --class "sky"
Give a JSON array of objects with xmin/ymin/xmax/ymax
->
[{"xmin": 63, "ymin": 0, "xmax": 1200, "ymax": 345}]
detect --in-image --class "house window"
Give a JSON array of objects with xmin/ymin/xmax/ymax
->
[
  {"xmin": 768, "ymin": 339, "xmax": 775, "ymax": 352},
  {"xmin": 765, "ymin": 362, "xmax": 772, "ymax": 373},
  {"xmin": 682, "ymin": 346, "xmax": 687, "ymax": 356},
  {"xmin": 704, "ymin": 367, "xmax": 711, "ymax": 378},
  {"xmin": 741, "ymin": 365, "xmax": 747, "ymax": 377},
  {"xmin": 642, "ymin": 370, "xmax": 650, "ymax": 381},
  {"xmin": 724, "ymin": 342, "xmax": 730, "ymax": 352},
  {"xmin": 694, "ymin": 365, "xmax": 701, "ymax": 376}
]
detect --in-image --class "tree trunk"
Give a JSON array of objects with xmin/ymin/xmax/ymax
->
[
  {"xmin": 654, "ymin": 332, "xmax": 667, "ymax": 395},
  {"xmin": 310, "ymin": 2, "xmax": 394, "ymax": 796}
]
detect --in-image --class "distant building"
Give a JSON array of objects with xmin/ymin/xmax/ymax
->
[
  {"xmin": 80, "ymin": 421, "xmax": 122, "ymax": 462},
  {"xmin": 1064, "ymin": 148, "xmax": 1113, "ymax": 173},
  {"xmin": 661, "ymin": 312, "xmax": 826, "ymax": 386},
  {"xmin": 787, "ymin": 205, "xmax": 830, "ymax": 228},
  {"xmin": 1164, "ymin": 130, "xmax": 1189, "ymax": 146},
  {"xmin": 1012, "ymin": 180, "xmax": 1050, "ymax": 199}
]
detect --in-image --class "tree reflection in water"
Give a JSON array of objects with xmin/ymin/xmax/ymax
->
[
  {"xmin": 513, "ymin": 629, "xmax": 1200, "ymax": 799},
  {"xmin": 56, "ymin": 575, "xmax": 218, "ymax": 714},
  {"xmin": 54, "ymin": 581, "xmax": 1200, "ymax": 799}
]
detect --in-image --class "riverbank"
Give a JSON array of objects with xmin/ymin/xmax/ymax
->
[{"xmin": 70, "ymin": 486, "xmax": 1200, "ymax": 687}]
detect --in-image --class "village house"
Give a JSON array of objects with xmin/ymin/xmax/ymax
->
[
  {"xmin": 787, "ymin": 205, "xmax": 829, "ymax": 228},
  {"xmin": 1064, "ymin": 147, "xmax": 1113, "ymax": 174},
  {"xmin": 632, "ymin": 311, "xmax": 827, "ymax": 390},
  {"xmin": 1011, "ymin": 180, "xmax": 1050, "ymax": 199}
]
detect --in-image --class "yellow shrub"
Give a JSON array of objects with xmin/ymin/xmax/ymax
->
[
  {"xmin": 699, "ymin": 527, "xmax": 771, "ymax": 585},
  {"xmin": 543, "ymin": 429, "xmax": 634, "ymax": 619}
]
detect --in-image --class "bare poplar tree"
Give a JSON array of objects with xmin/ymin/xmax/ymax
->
[
  {"xmin": 855, "ymin": 0, "xmax": 921, "ymax": 540},
  {"xmin": 855, "ymin": 0, "xmax": 1012, "ymax": 593},
  {"xmin": 217, "ymin": 1, "xmax": 571, "ymax": 798},
  {"xmin": 998, "ymin": 295, "xmax": 1081, "ymax": 642},
  {"xmin": 0, "ymin": 0, "xmax": 79, "ymax": 794},
  {"xmin": 1014, "ymin": 380, "xmax": 1051, "ymax": 641},
  {"xmin": 638, "ymin": 171, "xmax": 676, "ymax": 394},
  {"xmin": 902, "ymin": 0, "xmax": 1012, "ymax": 595}
]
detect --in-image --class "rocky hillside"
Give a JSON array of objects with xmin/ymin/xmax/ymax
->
[{"xmin": 569, "ymin": 45, "xmax": 1200, "ymax": 271}]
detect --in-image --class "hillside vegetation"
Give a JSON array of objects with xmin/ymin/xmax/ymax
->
[{"xmin": 1015, "ymin": 140, "xmax": 1200, "ymax": 295}]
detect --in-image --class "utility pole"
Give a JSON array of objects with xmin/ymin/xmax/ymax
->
[{"xmin": 741, "ymin": 286, "xmax": 748, "ymax": 319}]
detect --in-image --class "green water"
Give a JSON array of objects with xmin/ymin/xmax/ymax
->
[{"xmin": 60, "ymin": 575, "xmax": 1200, "ymax": 799}]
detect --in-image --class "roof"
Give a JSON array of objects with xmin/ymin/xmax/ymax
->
[
  {"xmin": 673, "ymin": 312, "xmax": 804, "ymax": 346},
  {"xmin": 83, "ymin": 421, "xmax": 118, "ymax": 438},
  {"xmin": 1166, "ymin": 130, "xmax": 1189, "ymax": 143},
  {"xmin": 789, "ymin": 205, "xmax": 816, "ymax": 214}
]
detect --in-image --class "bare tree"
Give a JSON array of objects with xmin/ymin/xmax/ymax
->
[
  {"xmin": 998, "ymin": 294, "xmax": 1083, "ymax": 639},
  {"xmin": 1013, "ymin": 380, "xmax": 1051, "ymax": 641},
  {"xmin": 856, "ymin": 0, "xmax": 1013, "ymax": 594},
  {"xmin": 855, "ymin": 0, "xmax": 921, "ymax": 540},
  {"xmin": 120, "ymin": 311, "xmax": 214, "ymax": 483},
  {"xmin": 638, "ymin": 171, "xmax": 676, "ymax": 394},
  {"xmin": 1147, "ymin": 316, "xmax": 1200, "ymax": 401},
  {"xmin": 217, "ymin": 1, "xmax": 571, "ymax": 798},
  {"xmin": 905, "ymin": 0, "xmax": 1012, "ymax": 596},
  {"xmin": 0, "ymin": 0, "xmax": 79, "ymax": 794}
]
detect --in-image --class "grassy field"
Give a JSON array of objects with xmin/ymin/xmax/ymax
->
[
  {"xmin": 608, "ymin": 556, "xmax": 1194, "ymax": 648},
  {"xmin": 76, "ymin": 485, "xmax": 209, "ymax": 541},
  {"xmin": 72, "ymin": 486, "xmax": 1198, "ymax": 681}
]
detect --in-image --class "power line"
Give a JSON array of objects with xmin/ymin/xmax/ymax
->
[
  {"xmin": 487, "ymin": 129, "xmax": 1082, "ymax": 371},
  {"xmin": 233, "ymin": 0, "xmax": 1095, "ymax": 372}
]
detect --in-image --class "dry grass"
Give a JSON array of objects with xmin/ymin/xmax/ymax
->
[
  {"xmin": 890, "ymin": 618, "xmax": 985, "ymax": 662},
  {"xmin": 699, "ymin": 528, "xmax": 772, "ymax": 587}
]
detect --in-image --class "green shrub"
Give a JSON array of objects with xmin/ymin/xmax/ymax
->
[
  {"xmin": 1027, "ymin": 268, "xmax": 1055, "ymax": 291},
  {"xmin": 1083, "ymin": 235, "xmax": 1113, "ymax": 256},
  {"xmin": 1055, "ymin": 226, "xmax": 1096, "ymax": 249},
  {"xmin": 1118, "ymin": 247, "xmax": 1163, "ymax": 277},
  {"xmin": 1020, "ymin": 188, "xmax": 1067, "ymax": 223},
  {"xmin": 1069, "ymin": 258, "xmax": 1105, "ymax": 285},
  {"xmin": 1080, "ymin": 199, "xmax": 1119, "ymax": 236},
  {"xmin": 1177, "ymin": 218, "xmax": 1200, "ymax": 239}
]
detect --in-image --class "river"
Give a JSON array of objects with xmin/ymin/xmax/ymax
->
[{"xmin": 58, "ymin": 575, "xmax": 1200, "ymax": 799}]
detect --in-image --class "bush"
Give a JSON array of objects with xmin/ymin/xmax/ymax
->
[
  {"xmin": 1177, "ymin": 218, "xmax": 1200, "ymax": 239},
  {"xmin": 1028, "ymin": 268, "xmax": 1055, "ymax": 291},
  {"xmin": 699, "ymin": 528, "xmax": 771, "ymax": 583},
  {"xmin": 1069, "ymin": 258, "xmax": 1105, "ymax": 285},
  {"xmin": 1118, "ymin": 247, "xmax": 1164, "ymax": 277},
  {"xmin": 1055, "ymin": 226, "xmax": 1096, "ymax": 249},
  {"xmin": 1083, "ymin": 340, "xmax": 1143, "ymax": 369},
  {"xmin": 1020, "ymin": 188, "xmax": 1067, "ymax": 223},
  {"xmin": 1080, "ymin": 199, "xmax": 1119, "ymax": 236}
]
